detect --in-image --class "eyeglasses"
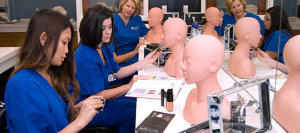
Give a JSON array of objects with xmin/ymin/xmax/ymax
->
[{"xmin": 264, "ymin": 16, "xmax": 270, "ymax": 21}]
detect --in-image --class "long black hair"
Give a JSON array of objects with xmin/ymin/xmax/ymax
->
[{"xmin": 260, "ymin": 6, "xmax": 294, "ymax": 50}]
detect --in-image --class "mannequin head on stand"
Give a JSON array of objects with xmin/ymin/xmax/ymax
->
[
  {"xmin": 181, "ymin": 35, "xmax": 230, "ymax": 125},
  {"xmin": 161, "ymin": 18, "xmax": 187, "ymax": 48},
  {"xmin": 202, "ymin": 7, "xmax": 222, "ymax": 39},
  {"xmin": 273, "ymin": 35, "xmax": 300, "ymax": 133},
  {"xmin": 161, "ymin": 18, "xmax": 187, "ymax": 77},
  {"xmin": 148, "ymin": 7, "xmax": 163, "ymax": 28},
  {"xmin": 146, "ymin": 7, "xmax": 164, "ymax": 43},
  {"xmin": 228, "ymin": 17, "xmax": 261, "ymax": 78}
]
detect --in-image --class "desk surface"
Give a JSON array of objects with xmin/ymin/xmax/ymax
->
[
  {"xmin": 136, "ymin": 49, "xmax": 286, "ymax": 132},
  {"xmin": 0, "ymin": 47, "xmax": 19, "ymax": 73}
]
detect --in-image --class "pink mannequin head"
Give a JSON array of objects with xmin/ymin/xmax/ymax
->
[
  {"xmin": 235, "ymin": 17, "xmax": 262, "ymax": 47},
  {"xmin": 181, "ymin": 35, "xmax": 229, "ymax": 125},
  {"xmin": 148, "ymin": 7, "xmax": 163, "ymax": 27},
  {"xmin": 181, "ymin": 35, "xmax": 224, "ymax": 84},
  {"xmin": 283, "ymin": 35, "xmax": 300, "ymax": 73},
  {"xmin": 205, "ymin": 7, "xmax": 222, "ymax": 27},
  {"xmin": 273, "ymin": 35, "xmax": 300, "ymax": 133},
  {"xmin": 161, "ymin": 18, "xmax": 187, "ymax": 48}
]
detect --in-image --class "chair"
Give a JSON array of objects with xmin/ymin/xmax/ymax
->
[
  {"xmin": 0, "ymin": 109, "xmax": 8, "ymax": 133},
  {"xmin": 79, "ymin": 126, "xmax": 119, "ymax": 133}
]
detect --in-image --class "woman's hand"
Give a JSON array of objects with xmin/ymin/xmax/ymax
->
[
  {"xmin": 75, "ymin": 96, "xmax": 105, "ymax": 127},
  {"xmin": 127, "ymin": 75, "xmax": 149, "ymax": 90},
  {"xmin": 144, "ymin": 49, "xmax": 162, "ymax": 64},
  {"xmin": 253, "ymin": 48, "xmax": 271, "ymax": 64}
]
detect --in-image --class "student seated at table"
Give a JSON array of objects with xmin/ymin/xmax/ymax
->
[
  {"xmin": 5, "ymin": 9, "xmax": 104, "ymax": 133},
  {"xmin": 74, "ymin": 5, "xmax": 161, "ymax": 132}
]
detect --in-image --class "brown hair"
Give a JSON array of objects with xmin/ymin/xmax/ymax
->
[
  {"xmin": 225, "ymin": 0, "xmax": 246, "ymax": 16},
  {"xmin": 119, "ymin": 0, "xmax": 140, "ymax": 17},
  {"xmin": 11, "ymin": 9, "xmax": 80, "ymax": 122}
]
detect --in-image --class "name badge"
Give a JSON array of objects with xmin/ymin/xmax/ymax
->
[{"xmin": 108, "ymin": 73, "xmax": 117, "ymax": 82}]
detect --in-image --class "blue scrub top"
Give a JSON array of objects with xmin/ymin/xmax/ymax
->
[
  {"xmin": 110, "ymin": 13, "xmax": 149, "ymax": 67},
  {"xmin": 215, "ymin": 12, "xmax": 265, "ymax": 39},
  {"xmin": 263, "ymin": 29, "xmax": 292, "ymax": 64},
  {"xmin": 75, "ymin": 44, "xmax": 120, "ymax": 102},
  {"xmin": 5, "ymin": 69, "xmax": 70, "ymax": 133}
]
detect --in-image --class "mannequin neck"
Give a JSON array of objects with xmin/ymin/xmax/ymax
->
[
  {"xmin": 205, "ymin": 22, "xmax": 217, "ymax": 33},
  {"xmin": 285, "ymin": 72, "xmax": 300, "ymax": 86},
  {"xmin": 234, "ymin": 41, "xmax": 251, "ymax": 56},
  {"xmin": 195, "ymin": 73, "xmax": 221, "ymax": 103},
  {"xmin": 152, "ymin": 24, "xmax": 163, "ymax": 34},
  {"xmin": 170, "ymin": 41, "xmax": 184, "ymax": 58}
]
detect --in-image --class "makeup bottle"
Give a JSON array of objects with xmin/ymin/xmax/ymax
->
[{"xmin": 166, "ymin": 89, "xmax": 173, "ymax": 112}]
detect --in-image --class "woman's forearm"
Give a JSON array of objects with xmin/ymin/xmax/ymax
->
[
  {"xmin": 113, "ymin": 51, "xmax": 138, "ymax": 64},
  {"xmin": 58, "ymin": 118, "xmax": 85, "ymax": 133},
  {"xmin": 92, "ymin": 84, "xmax": 130, "ymax": 101}
]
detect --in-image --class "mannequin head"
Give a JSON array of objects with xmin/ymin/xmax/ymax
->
[
  {"xmin": 235, "ymin": 17, "xmax": 262, "ymax": 47},
  {"xmin": 161, "ymin": 18, "xmax": 187, "ymax": 48},
  {"xmin": 181, "ymin": 35, "xmax": 224, "ymax": 84},
  {"xmin": 205, "ymin": 7, "xmax": 222, "ymax": 26},
  {"xmin": 148, "ymin": 7, "xmax": 163, "ymax": 27},
  {"xmin": 283, "ymin": 35, "xmax": 300, "ymax": 73}
]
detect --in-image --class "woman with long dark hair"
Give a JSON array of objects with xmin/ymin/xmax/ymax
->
[
  {"xmin": 259, "ymin": 6, "xmax": 294, "ymax": 64},
  {"xmin": 5, "ymin": 9, "xmax": 104, "ymax": 133},
  {"xmin": 75, "ymin": 5, "xmax": 160, "ymax": 132}
]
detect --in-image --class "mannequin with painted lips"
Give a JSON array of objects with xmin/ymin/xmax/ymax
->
[
  {"xmin": 146, "ymin": 7, "xmax": 163, "ymax": 44},
  {"xmin": 181, "ymin": 35, "xmax": 230, "ymax": 125}
]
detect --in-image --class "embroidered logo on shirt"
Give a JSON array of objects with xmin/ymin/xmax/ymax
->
[{"xmin": 131, "ymin": 26, "xmax": 139, "ymax": 30}]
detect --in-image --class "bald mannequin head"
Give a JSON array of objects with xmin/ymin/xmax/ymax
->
[
  {"xmin": 283, "ymin": 35, "xmax": 300, "ymax": 73},
  {"xmin": 148, "ymin": 7, "xmax": 164, "ymax": 27},
  {"xmin": 161, "ymin": 18, "xmax": 187, "ymax": 48},
  {"xmin": 205, "ymin": 7, "xmax": 222, "ymax": 26},
  {"xmin": 181, "ymin": 35, "xmax": 224, "ymax": 84},
  {"xmin": 234, "ymin": 17, "xmax": 262, "ymax": 47}
]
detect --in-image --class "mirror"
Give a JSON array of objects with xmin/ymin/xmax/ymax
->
[{"xmin": 215, "ymin": 0, "xmax": 281, "ymax": 103}]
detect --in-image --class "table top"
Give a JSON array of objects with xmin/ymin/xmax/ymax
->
[
  {"xmin": 0, "ymin": 47, "xmax": 19, "ymax": 63},
  {"xmin": 136, "ymin": 49, "xmax": 286, "ymax": 132}
]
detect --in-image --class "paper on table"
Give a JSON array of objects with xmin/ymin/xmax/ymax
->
[{"xmin": 125, "ymin": 76, "xmax": 185, "ymax": 100}]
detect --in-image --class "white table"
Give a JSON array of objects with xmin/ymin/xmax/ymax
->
[
  {"xmin": 136, "ymin": 49, "xmax": 286, "ymax": 132},
  {"xmin": 0, "ymin": 47, "xmax": 19, "ymax": 74}
]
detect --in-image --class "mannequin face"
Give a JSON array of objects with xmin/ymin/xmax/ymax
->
[
  {"xmin": 161, "ymin": 25, "xmax": 177, "ymax": 48},
  {"xmin": 263, "ymin": 13, "xmax": 271, "ymax": 30},
  {"xmin": 121, "ymin": 0, "xmax": 136, "ymax": 17},
  {"xmin": 161, "ymin": 18, "xmax": 187, "ymax": 48},
  {"xmin": 181, "ymin": 42, "xmax": 211, "ymax": 84},
  {"xmin": 247, "ymin": 25, "xmax": 262, "ymax": 47},
  {"xmin": 211, "ymin": 11, "xmax": 222, "ymax": 26},
  {"xmin": 148, "ymin": 10, "xmax": 162, "ymax": 27},
  {"xmin": 230, "ymin": 0, "xmax": 244, "ymax": 18}
]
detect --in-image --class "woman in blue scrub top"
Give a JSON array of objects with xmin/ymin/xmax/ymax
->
[
  {"xmin": 5, "ymin": 9, "xmax": 104, "ymax": 133},
  {"xmin": 214, "ymin": 0, "xmax": 265, "ymax": 39},
  {"xmin": 75, "ymin": 5, "xmax": 160, "ymax": 132},
  {"xmin": 259, "ymin": 6, "xmax": 293, "ymax": 64},
  {"xmin": 108, "ymin": 0, "xmax": 149, "ymax": 84}
]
